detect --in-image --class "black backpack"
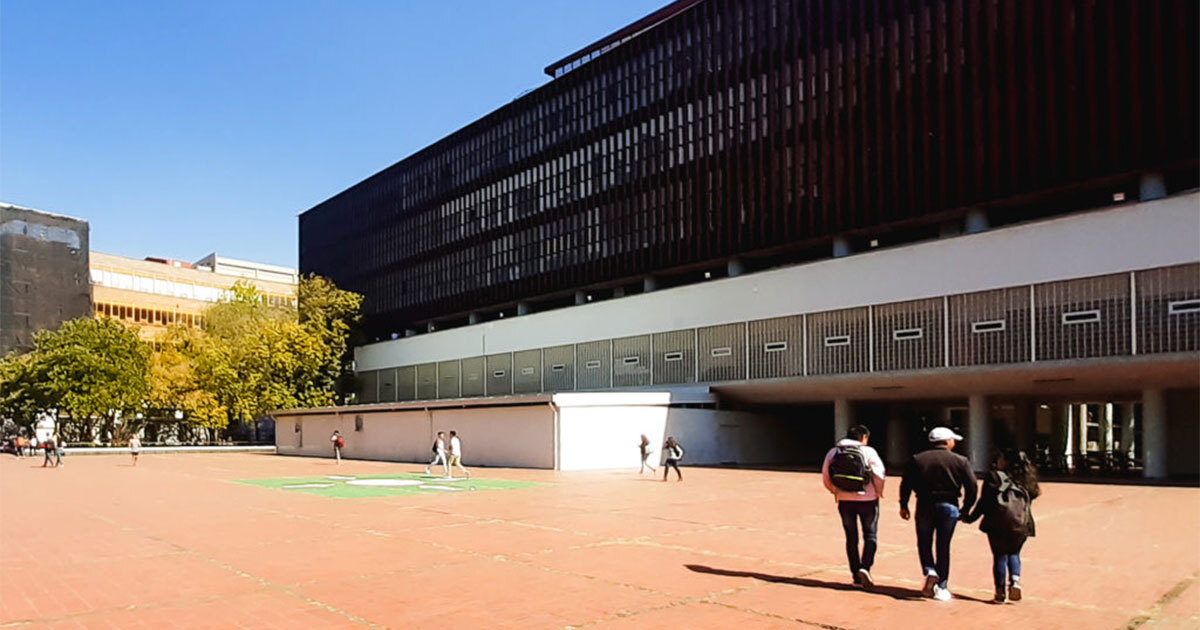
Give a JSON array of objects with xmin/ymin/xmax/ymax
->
[
  {"xmin": 431, "ymin": 441, "xmax": 439, "ymax": 454},
  {"xmin": 829, "ymin": 445, "xmax": 870, "ymax": 492},
  {"xmin": 992, "ymin": 474, "xmax": 1031, "ymax": 532}
]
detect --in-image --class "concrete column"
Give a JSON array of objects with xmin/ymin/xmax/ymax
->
[
  {"xmin": 1142, "ymin": 389, "xmax": 1168, "ymax": 478},
  {"xmin": 1077, "ymin": 403, "xmax": 1090, "ymax": 461},
  {"xmin": 468, "ymin": 312, "xmax": 480, "ymax": 325},
  {"xmin": 965, "ymin": 207, "xmax": 989, "ymax": 233},
  {"xmin": 574, "ymin": 291, "xmax": 587, "ymax": 306},
  {"xmin": 832, "ymin": 236, "xmax": 851, "ymax": 258},
  {"xmin": 727, "ymin": 258, "xmax": 746, "ymax": 277},
  {"xmin": 834, "ymin": 399, "xmax": 854, "ymax": 443},
  {"xmin": 967, "ymin": 394, "xmax": 991, "ymax": 471},
  {"xmin": 1099, "ymin": 403, "xmax": 1114, "ymax": 455},
  {"xmin": 886, "ymin": 413, "xmax": 910, "ymax": 467},
  {"xmin": 1050, "ymin": 404, "xmax": 1069, "ymax": 469},
  {"xmin": 517, "ymin": 302, "xmax": 530, "ymax": 316},
  {"xmin": 643, "ymin": 276, "xmax": 658, "ymax": 292},
  {"xmin": 1122, "ymin": 403, "xmax": 1137, "ymax": 459},
  {"xmin": 1139, "ymin": 171, "xmax": 1166, "ymax": 201}
]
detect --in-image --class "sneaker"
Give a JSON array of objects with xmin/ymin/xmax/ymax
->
[
  {"xmin": 993, "ymin": 587, "xmax": 1007, "ymax": 603},
  {"xmin": 922, "ymin": 573, "xmax": 939, "ymax": 598},
  {"xmin": 933, "ymin": 586, "xmax": 952, "ymax": 602},
  {"xmin": 857, "ymin": 569, "xmax": 874, "ymax": 590},
  {"xmin": 1009, "ymin": 579, "xmax": 1022, "ymax": 601},
  {"xmin": 424, "ymin": 467, "xmax": 430, "ymax": 475}
]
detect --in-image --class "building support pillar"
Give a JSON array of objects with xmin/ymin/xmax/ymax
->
[
  {"xmin": 517, "ymin": 302, "xmax": 530, "ymax": 316},
  {"xmin": 834, "ymin": 399, "xmax": 854, "ymax": 444},
  {"xmin": 574, "ymin": 291, "xmax": 587, "ymax": 306},
  {"xmin": 643, "ymin": 276, "xmax": 658, "ymax": 292},
  {"xmin": 1099, "ymin": 403, "xmax": 1114, "ymax": 455},
  {"xmin": 468, "ymin": 312, "xmax": 480, "ymax": 325},
  {"xmin": 727, "ymin": 258, "xmax": 745, "ymax": 277},
  {"xmin": 1122, "ymin": 403, "xmax": 1137, "ymax": 459},
  {"xmin": 1077, "ymin": 404, "xmax": 1090, "ymax": 465},
  {"xmin": 832, "ymin": 237, "xmax": 851, "ymax": 258},
  {"xmin": 968, "ymin": 394, "xmax": 991, "ymax": 471},
  {"xmin": 1142, "ymin": 389, "xmax": 1167, "ymax": 478},
  {"xmin": 886, "ymin": 412, "xmax": 910, "ymax": 467},
  {"xmin": 1139, "ymin": 171, "xmax": 1166, "ymax": 201},
  {"xmin": 965, "ymin": 208, "xmax": 989, "ymax": 233},
  {"xmin": 1051, "ymin": 404, "xmax": 1069, "ymax": 470}
]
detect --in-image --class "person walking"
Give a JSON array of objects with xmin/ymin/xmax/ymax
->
[
  {"xmin": 54, "ymin": 434, "xmax": 65, "ymax": 467},
  {"xmin": 822, "ymin": 425, "xmax": 886, "ymax": 589},
  {"xmin": 899, "ymin": 427, "xmax": 977, "ymax": 601},
  {"xmin": 638, "ymin": 434, "xmax": 656, "ymax": 474},
  {"xmin": 42, "ymin": 435, "xmax": 57, "ymax": 468},
  {"xmin": 963, "ymin": 448, "xmax": 1041, "ymax": 603},
  {"xmin": 425, "ymin": 431, "xmax": 449, "ymax": 477},
  {"xmin": 128, "ymin": 434, "xmax": 142, "ymax": 467},
  {"xmin": 661, "ymin": 437, "xmax": 684, "ymax": 481},
  {"xmin": 447, "ymin": 430, "xmax": 471, "ymax": 478},
  {"xmin": 330, "ymin": 430, "xmax": 344, "ymax": 464}
]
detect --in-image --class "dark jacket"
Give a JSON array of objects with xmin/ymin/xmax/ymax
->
[
  {"xmin": 899, "ymin": 447, "xmax": 978, "ymax": 513},
  {"xmin": 966, "ymin": 470, "xmax": 1040, "ymax": 537}
]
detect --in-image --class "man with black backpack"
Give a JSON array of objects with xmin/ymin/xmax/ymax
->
[{"xmin": 822, "ymin": 425, "xmax": 886, "ymax": 589}]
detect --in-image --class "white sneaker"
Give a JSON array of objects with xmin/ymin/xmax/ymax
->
[
  {"xmin": 933, "ymin": 585, "xmax": 952, "ymax": 602},
  {"xmin": 424, "ymin": 467, "xmax": 430, "ymax": 475}
]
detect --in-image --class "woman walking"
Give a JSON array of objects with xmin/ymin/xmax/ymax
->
[
  {"xmin": 963, "ymin": 448, "xmax": 1041, "ymax": 603},
  {"xmin": 638, "ymin": 434, "xmax": 656, "ymax": 474},
  {"xmin": 661, "ymin": 437, "xmax": 684, "ymax": 482},
  {"xmin": 129, "ymin": 434, "xmax": 141, "ymax": 467}
]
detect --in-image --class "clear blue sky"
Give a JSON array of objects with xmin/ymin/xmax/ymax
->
[{"xmin": 1, "ymin": 0, "xmax": 664, "ymax": 268}]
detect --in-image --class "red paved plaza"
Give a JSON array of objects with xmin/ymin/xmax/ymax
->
[{"xmin": 2, "ymin": 452, "xmax": 1197, "ymax": 629}]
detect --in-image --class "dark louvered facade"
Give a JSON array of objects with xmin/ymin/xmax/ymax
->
[{"xmin": 300, "ymin": 0, "xmax": 1199, "ymax": 339}]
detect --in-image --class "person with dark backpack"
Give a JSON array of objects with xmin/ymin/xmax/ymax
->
[
  {"xmin": 661, "ymin": 437, "xmax": 684, "ymax": 481},
  {"xmin": 822, "ymin": 425, "xmax": 886, "ymax": 588},
  {"xmin": 963, "ymin": 448, "xmax": 1041, "ymax": 603}
]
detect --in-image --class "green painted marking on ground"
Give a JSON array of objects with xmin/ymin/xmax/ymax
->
[{"xmin": 235, "ymin": 473, "xmax": 541, "ymax": 499}]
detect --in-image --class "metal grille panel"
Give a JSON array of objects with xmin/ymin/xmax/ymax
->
[
  {"xmin": 699, "ymin": 323, "xmax": 747, "ymax": 382},
  {"xmin": 575, "ymin": 340, "xmax": 612, "ymax": 390},
  {"xmin": 512, "ymin": 349, "xmax": 542, "ymax": 393},
  {"xmin": 415, "ymin": 363, "xmax": 437, "ymax": 400},
  {"xmin": 874, "ymin": 298, "xmax": 945, "ymax": 372},
  {"xmin": 437, "ymin": 360, "xmax": 461, "ymax": 399},
  {"xmin": 460, "ymin": 357, "xmax": 485, "ymax": 397},
  {"xmin": 1035, "ymin": 274, "xmax": 1131, "ymax": 361},
  {"xmin": 357, "ymin": 370, "xmax": 378, "ymax": 403},
  {"xmin": 1137, "ymin": 263, "xmax": 1200, "ymax": 354},
  {"xmin": 395, "ymin": 365, "xmax": 416, "ymax": 401},
  {"xmin": 541, "ymin": 344, "xmax": 575, "ymax": 392},
  {"xmin": 485, "ymin": 353, "xmax": 513, "ymax": 396},
  {"xmin": 612, "ymin": 335, "xmax": 651, "ymax": 388},
  {"xmin": 807, "ymin": 308, "xmax": 870, "ymax": 375},
  {"xmin": 652, "ymin": 329, "xmax": 696, "ymax": 385},
  {"xmin": 377, "ymin": 368, "xmax": 398, "ymax": 402},
  {"xmin": 949, "ymin": 288, "xmax": 1032, "ymax": 366},
  {"xmin": 749, "ymin": 316, "xmax": 804, "ymax": 379}
]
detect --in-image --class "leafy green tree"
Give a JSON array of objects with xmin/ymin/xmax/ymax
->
[
  {"xmin": 147, "ymin": 326, "xmax": 227, "ymax": 435},
  {"xmin": 298, "ymin": 274, "xmax": 363, "ymax": 402},
  {"xmin": 0, "ymin": 351, "xmax": 56, "ymax": 435}
]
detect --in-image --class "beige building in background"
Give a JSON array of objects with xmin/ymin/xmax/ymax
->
[{"xmin": 90, "ymin": 251, "xmax": 297, "ymax": 341}]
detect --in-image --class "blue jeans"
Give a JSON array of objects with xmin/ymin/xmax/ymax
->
[
  {"xmin": 838, "ymin": 500, "xmax": 879, "ymax": 576},
  {"xmin": 988, "ymin": 532, "xmax": 1026, "ymax": 588},
  {"xmin": 915, "ymin": 502, "xmax": 959, "ymax": 589}
]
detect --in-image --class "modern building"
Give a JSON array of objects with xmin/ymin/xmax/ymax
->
[
  {"xmin": 291, "ymin": 0, "xmax": 1199, "ymax": 478},
  {"xmin": 0, "ymin": 202, "xmax": 91, "ymax": 356},
  {"xmin": 90, "ymin": 251, "xmax": 297, "ymax": 341}
]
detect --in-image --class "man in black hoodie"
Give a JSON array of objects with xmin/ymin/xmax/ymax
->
[{"xmin": 899, "ymin": 427, "xmax": 977, "ymax": 602}]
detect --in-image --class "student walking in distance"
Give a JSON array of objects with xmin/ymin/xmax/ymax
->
[
  {"xmin": 963, "ymin": 448, "xmax": 1041, "ymax": 603},
  {"xmin": 53, "ymin": 433, "xmax": 64, "ymax": 467},
  {"xmin": 425, "ymin": 431, "xmax": 449, "ymax": 477},
  {"xmin": 129, "ymin": 434, "xmax": 142, "ymax": 466},
  {"xmin": 822, "ymin": 425, "xmax": 886, "ymax": 589},
  {"xmin": 899, "ymin": 427, "xmax": 977, "ymax": 601},
  {"xmin": 447, "ymin": 430, "xmax": 471, "ymax": 478},
  {"xmin": 42, "ymin": 435, "xmax": 57, "ymax": 468},
  {"xmin": 661, "ymin": 437, "xmax": 684, "ymax": 481},
  {"xmin": 638, "ymin": 434, "xmax": 656, "ymax": 474},
  {"xmin": 330, "ymin": 430, "xmax": 344, "ymax": 464}
]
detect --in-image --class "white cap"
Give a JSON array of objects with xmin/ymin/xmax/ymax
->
[{"xmin": 928, "ymin": 427, "xmax": 963, "ymax": 442}]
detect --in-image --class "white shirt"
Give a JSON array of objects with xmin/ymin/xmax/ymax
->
[
  {"xmin": 449, "ymin": 436, "xmax": 462, "ymax": 457},
  {"xmin": 435, "ymin": 437, "xmax": 445, "ymax": 454},
  {"xmin": 821, "ymin": 439, "xmax": 886, "ymax": 502},
  {"xmin": 129, "ymin": 437, "xmax": 141, "ymax": 451}
]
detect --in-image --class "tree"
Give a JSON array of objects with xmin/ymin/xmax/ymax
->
[
  {"xmin": 0, "ymin": 350, "xmax": 56, "ymax": 435},
  {"xmin": 297, "ymin": 274, "xmax": 363, "ymax": 402},
  {"xmin": 28, "ymin": 317, "xmax": 150, "ymax": 442},
  {"xmin": 147, "ymin": 326, "xmax": 227, "ymax": 436}
]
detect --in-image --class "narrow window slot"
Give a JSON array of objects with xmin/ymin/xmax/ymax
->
[
  {"xmin": 621, "ymin": 356, "xmax": 640, "ymax": 365},
  {"xmin": 824, "ymin": 335, "xmax": 850, "ymax": 347},
  {"xmin": 711, "ymin": 346, "xmax": 733, "ymax": 357},
  {"xmin": 584, "ymin": 360, "xmax": 602, "ymax": 369},
  {"xmin": 492, "ymin": 370, "xmax": 506, "ymax": 378},
  {"xmin": 1062, "ymin": 310, "xmax": 1101, "ymax": 325},
  {"xmin": 971, "ymin": 319, "xmax": 1006, "ymax": 333},
  {"xmin": 893, "ymin": 328, "xmax": 923, "ymax": 341},
  {"xmin": 764, "ymin": 341, "xmax": 788, "ymax": 352},
  {"xmin": 550, "ymin": 363, "xmax": 566, "ymax": 372},
  {"xmin": 520, "ymin": 367, "xmax": 535, "ymax": 376},
  {"xmin": 664, "ymin": 351, "xmax": 684, "ymax": 362},
  {"xmin": 1168, "ymin": 299, "xmax": 1200, "ymax": 315}
]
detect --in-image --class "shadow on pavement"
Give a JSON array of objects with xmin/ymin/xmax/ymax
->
[{"xmin": 685, "ymin": 564, "xmax": 991, "ymax": 603}]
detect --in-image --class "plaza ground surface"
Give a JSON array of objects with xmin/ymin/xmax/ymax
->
[{"xmin": 1, "ymin": 453, "xmax": 1197, "ymax": 630}]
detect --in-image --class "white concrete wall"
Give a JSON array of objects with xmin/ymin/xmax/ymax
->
[
  {"xmin": 275, "ymin": 405, "xmax": 554, "ymax": 469},
  {"xmin": 357, "ymin": 194, "xmax": 1200, "ymax": 368}
]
